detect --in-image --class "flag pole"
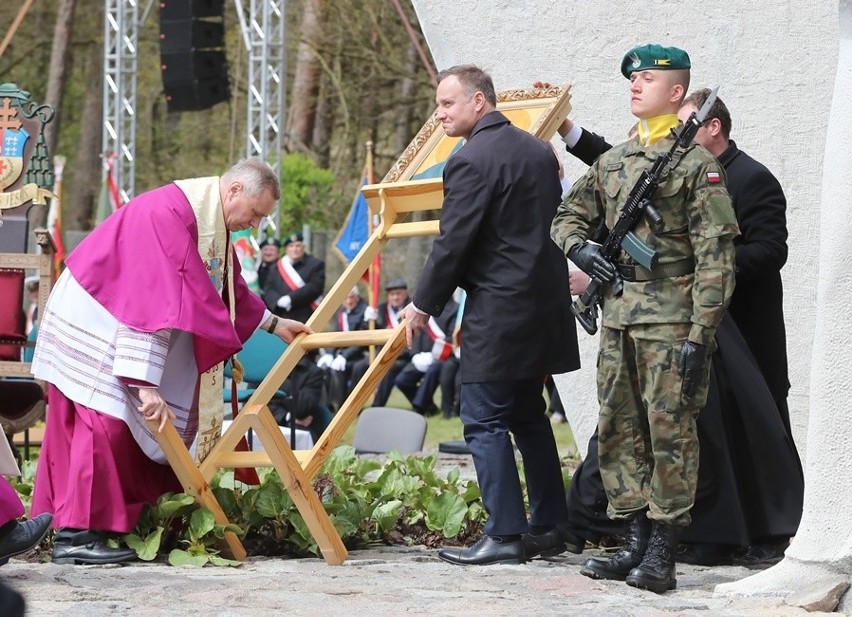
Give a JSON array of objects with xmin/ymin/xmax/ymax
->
[{"xmin": 366, "ymin": 140, "xmax": 377, "ymax": 362}]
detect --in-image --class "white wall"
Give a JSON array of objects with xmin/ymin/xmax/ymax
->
[{"xmin": 411, "ymin": 0, "xmax": 837, "ymax": 460}]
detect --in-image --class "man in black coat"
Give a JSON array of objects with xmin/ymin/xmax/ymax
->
[
  {"xmin": 553, "ymin": 87, "xmax": 801, "ymax": 567},
  {"xmin": 354, "ymin": 278, "xmax": 414, "ymax": 406},
  {"xmin": 261, "ymin": 231, "xmax": 325, "ymax": 323},
  {"xmin": 679, "ymin": 89, "xmax": 791, "ymax": 432},
  {"xmin": 318, "ymin": 287, "xmax": 367, "ymax": 409},
  {"xmin": 393, "ymin": 298, "xmax": 458, "ymax": 416},
  {"xmin": 402, "ymin": 65, "xmax": 580, "ymax": 566}
]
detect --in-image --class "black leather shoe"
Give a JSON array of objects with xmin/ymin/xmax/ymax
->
[
  {"xmin": 0, "ymin": 513, "xmax": 53, "ymax": 564},
  {"xmin": 732, "ymin": 540, "xmax": 789, "ymax": 568},
  {"xmin": 52, "ymin": 528, "xmax": 137, "ymax": 565},
  {"xmin": 522, "ymin": 528, "xmax": 566, "ymax": 559},
  {"xmin": 677, "ymin": 542, "xmax": 735, "ymax": 566},
  {"xmin": 555, "ymin": 524, "xmax": 586, "ymax": 554},
  {"xmin": 438, "ymin": 535, "xmax": 525, "ymax": 566}
]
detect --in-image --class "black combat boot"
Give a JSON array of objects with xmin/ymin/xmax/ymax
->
[
  {"xmin": 625, "ymin": 522, "xmax": 681, "ymax": 593},
  {"xmin": 580, "ymin": 511, "xmax": 651, "ymax": 581}
]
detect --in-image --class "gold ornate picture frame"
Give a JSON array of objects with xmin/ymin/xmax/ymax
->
[{"xmin": 381, "ymin": 84, "xmax": 572, "ymax": 183}]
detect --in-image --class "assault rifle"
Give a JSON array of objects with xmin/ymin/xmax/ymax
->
[{"xmin": 571, "ymin": 87, "xmax": 719, "ymax": 335}]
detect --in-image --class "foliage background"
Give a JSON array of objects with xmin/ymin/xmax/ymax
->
[{"xmin": 0, "ymin": 0, "xmax": 437, "ymax": 283}]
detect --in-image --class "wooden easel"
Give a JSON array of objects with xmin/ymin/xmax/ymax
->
[{"xmin": 152, "ymin": 84, "xmax": 572, "ymax": 565}]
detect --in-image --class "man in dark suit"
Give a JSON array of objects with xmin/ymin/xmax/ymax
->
[
  {"xmin": 401, "ymin": 65, "xmax": 580, "ymax": 566},
  {"xmin": 353, "ymin": 278, "xmax": 413, "ymax": 405},
  {"xmin": 393, "ymin": 298, "xmax": 458, "ymax": 416},
  {"xmin": 256, "ymin": 236, "xmax": 281, "ymax": 291},
  {"xmin": 317, "ymin": 286, "xmax": 367, "ymax": 409},
  {"xmin": 261, "ymin": 231, "xmax": 325, "ymax": 323}
]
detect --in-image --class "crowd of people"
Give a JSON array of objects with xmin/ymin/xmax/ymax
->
[{"xmin": 0, "ymin": 37, "xmax": 800, "ymax": 609}]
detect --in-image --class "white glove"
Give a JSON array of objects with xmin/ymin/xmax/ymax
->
[
  {"xmin": 363, "ymin": 306, "xmax": 378, "ymax": 322},
  {"xmin": 316, "ymin": 353, "xmax": 334, "ymax": 369},
  {"xmin": 411, "ymin": 351, "xmax": 434, "ymax": 373},
  {"xmin": 330, "ymin": 355, "xmax": 347, "ymax": 371},
  {"xmin": 276, "ymin": 295, "xmax": 292, "ymax": 311}
]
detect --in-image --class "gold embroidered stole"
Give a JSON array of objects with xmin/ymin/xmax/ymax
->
[{"xmin": 174, "ymin": 177, "xmax": 233, "ymax": 462}]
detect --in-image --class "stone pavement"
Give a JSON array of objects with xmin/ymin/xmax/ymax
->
[{"xmin": 1, "ymin": 545, "xmax": 847, "ymax": 616}]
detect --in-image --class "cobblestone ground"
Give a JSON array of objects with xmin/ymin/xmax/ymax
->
[{"xmin": 1, "ymin": 545, "xmax": 845, "ymax": 616}]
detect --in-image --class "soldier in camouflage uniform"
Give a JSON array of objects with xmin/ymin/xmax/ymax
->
[{"xmin": 551, "ymin": 44, "xmax": 738, "ymax": 593}]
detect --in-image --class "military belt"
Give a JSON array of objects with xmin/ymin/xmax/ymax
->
[{"xmin": 617, "ymin": 259, "xmax": 694, "ymax": 282}]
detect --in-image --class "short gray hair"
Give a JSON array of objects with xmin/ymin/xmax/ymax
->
[
  {"xmin": 437, "ymin": 65, "xmax": 497, "ymax": 107},
  {"xmin": 222, "ymin": 158, "xmax": 280, "ymax": 200}
]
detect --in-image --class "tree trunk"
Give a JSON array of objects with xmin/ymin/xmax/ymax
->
[
  {"xmin": 396, "ymin": 44, "xmax": 430, "ymax": 289},
  {"xmin": 66, "ymin": 46, "xmax": 103, "ymax": 231},
  {"xmin": 285, "ymin": 0, "xmax": 323, "ymax": 153},
  {"xmin": 30, "ymin": 0, "xmax": 76, "ymax": 230},
  {"xmin": 311, "ymin": 73, "xmax": 334, "ymax": 168},
  {"xmin": 43, "ymin": 0, "xmax": 76, "ymax": 157}
]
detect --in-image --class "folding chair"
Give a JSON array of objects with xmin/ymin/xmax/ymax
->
[{"xmin": 353, "ymin": 407, "xmax": 427, "ymax": 455}]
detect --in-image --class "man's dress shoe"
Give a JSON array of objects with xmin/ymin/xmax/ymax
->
[
  {"xmin": 438, "ymin": 535, "xmax": 525, "ymax": 566},
  {"xmin": 52, "ymin": 528, "xmax": 137, "ymax": 565},
  {"xmin": 732, "ymin": 540, "xmax": 789, "ymax": 568},
  {"xmin": 522, "ymin": 528, "xmax": 566, "ymax": 559},
  {"xmin": 555, "ymin": 523, "xmax": 587, "ymax": 554},
  {"xmin": 676, "ymin": 542, "xmax": 734, "ymax": 566},
  {"xmin": 0, "ymin": 513, "xmax": 53, "ymax": 565}
]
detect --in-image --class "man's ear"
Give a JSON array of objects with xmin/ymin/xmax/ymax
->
[
  {"xmin": 706, "ymin": 117, "xmax": 722, "ymax": 138},
  {"xmin": 473, "ymin": 91, "xmax": 487, "ymax": 111},
  {"xmin": 670, "ymin": 83, "xmax": 684, "ymax": 104}
]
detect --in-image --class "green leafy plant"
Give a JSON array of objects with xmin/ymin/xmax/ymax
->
[{"xmin": 15, "ymin": 446, "xmax": 493, "ymax": 566}]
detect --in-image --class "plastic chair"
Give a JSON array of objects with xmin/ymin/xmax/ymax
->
[
  {"xmin": 352, "ymin": 407, "xmax": 427, "ymax": 455},
  {"xmin": 223, "ymin": 330, "xmax": 288, "ymax": 404}
]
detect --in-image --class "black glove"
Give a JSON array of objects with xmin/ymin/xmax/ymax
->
[
  {"xmin": 678, "ymin": 340, "xmax": 707, "ymax": 398},
  {"xmin": 568, "ymin": 242, "xmax": 616, "ymax": 283}
]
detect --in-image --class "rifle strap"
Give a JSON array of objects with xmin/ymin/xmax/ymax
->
[{"xmin": 618, "ymin": 259, "xmax": 694, "ymax": 282}]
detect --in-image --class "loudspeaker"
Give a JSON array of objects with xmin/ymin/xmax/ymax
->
[
  {"xmin": 159, "ymin": 19, "xmax": 224, "ymax": 53},
  {"xmin": 159, "ymin": 1, "xmax": 229, "ymax": 112},
  {"xmin": 159, "ymin": 0, "xmax": 225, "ymax": 21},
  {"xmin": 164, "ymin": 78, "xmax": 230, "ymax": 112},
  {"xmin": 161, "ymin": 50, "xmax": 228, "ymax": 82}
]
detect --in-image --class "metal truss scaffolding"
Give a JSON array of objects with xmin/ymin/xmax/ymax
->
[
  {"xmin": 240, "ymin": 0, "xmax": 286, "ymax": 231},
  {"xmin": 102, "ymin": 0, "xmax": 285, "ymax": 217},
  {"xmin": 102, "ymin": 0, "xmax": 138, "ymax": 203}
]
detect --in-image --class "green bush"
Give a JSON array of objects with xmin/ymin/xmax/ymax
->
[{"xmin": 280, "ymin": 153, "xmax": 338, "ymax": 233}]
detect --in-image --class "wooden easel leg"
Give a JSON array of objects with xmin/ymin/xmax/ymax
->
[
  {"xmin": 247, "ymin": 406, "xmax": 348, "ymax": 565},
  {"xmin": 151, "ymin": 421, "xmax": 247, "ymax": 561}
]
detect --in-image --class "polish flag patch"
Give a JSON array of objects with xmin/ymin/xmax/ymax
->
[{"xmin": 706, "ymin": 171, "xmax": 721, "ymax": 183}]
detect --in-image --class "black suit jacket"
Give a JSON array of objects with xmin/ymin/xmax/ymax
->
[
  {"xmin": 261, "ymin": 254, "xmax": 326, "ymax": 323},
  {"xmin": 414, "ymin": 111, "xmax": 579, "ymax": 383},
  {"xmin": 376, "ymin": 298, "xmax": 412, "ymax": 362},
  {"xmin": 566, "ymin": 131, "xmax": 789, "ymax": 401},
  {"xmin": 332, "ymin": 298, "xmax": 368, "ymax": 362}
]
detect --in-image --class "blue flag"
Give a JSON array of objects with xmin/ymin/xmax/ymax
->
[{"xmin": 333, "ymin": 178, "xmax": 370, "ymax": 263}]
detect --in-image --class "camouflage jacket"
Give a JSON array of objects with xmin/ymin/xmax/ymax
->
[{"xmin": 551, "ymin": 135, "xmax": 739, "ymax": 345}]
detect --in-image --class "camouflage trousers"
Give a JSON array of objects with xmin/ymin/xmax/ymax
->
[{"xmin": 596, "ymin": 323, "xmax": 713, "ymax": 526}]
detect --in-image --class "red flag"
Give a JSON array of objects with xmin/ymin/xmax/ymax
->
[{"xmin": 47, "ymin": 156, "xmax": 66, "ymax": 275}]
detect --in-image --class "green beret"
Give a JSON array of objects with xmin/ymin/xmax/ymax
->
[
  {"xmin": 284, "ymin": 231, "xmax": 304, "ymax": 246},
  {"xmin": 621, "ymin": 44, "xmax": 691, "ymax": 78},
  {"xmin": 259, "ymin": 236, "xmax": 281, "ymax": 249}
]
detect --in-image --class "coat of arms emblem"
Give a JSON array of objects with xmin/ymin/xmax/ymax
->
[{"xmin": 0, "ymin": 97, "xmax": 29, "ymax": 192}]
